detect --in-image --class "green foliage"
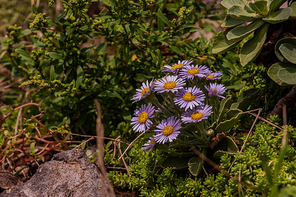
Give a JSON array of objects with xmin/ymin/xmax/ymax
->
[
  {"xmin": 212, "ymin": 0, "xmax": 296, "ymax": 66},
  {"xmin": 268, "ymin": 37, "xmax": 296, "ymax": 85}
]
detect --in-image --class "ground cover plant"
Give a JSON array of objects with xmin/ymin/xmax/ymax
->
[{"xmin": 1, "ymin": 0, "xmax": 296, "ymax": 196}]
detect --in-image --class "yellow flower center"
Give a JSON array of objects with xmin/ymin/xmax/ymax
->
[
  {"xmin": 183, "ymin": 92, "xmax": 195, "ymax": 102},
  {"xmin": 162, "ymin": 125, "xmax": 174, "ymax": 136},
  {"xmin": 141, "ymin": 87, "xmax": 150, "ymax": 97},
  {"xmin": 211, "ymin": 88, "xmax": 218, "ymax": 96},
  {"xmin": 191, "ymin": 111, "xmax": 203, "ymax": 120},
  {"xmin": 206, "ymin": 74, "xmax": 214, "ymax": 79},
  {"xmin": 164, "ymin": 81, "xmax": 177, "ymax": 89},
  {"xmin": 172, "ymin": 63, "xmax": 183, "ymax": 70},
  {"xmin": 188, "ymin": 68, "xmax": 199, "ymax": 75},
  {"xmin": 138, "ymin": 112, "xmax": 148, "ymax": 124},
  {"xmin": 150, "ymin": 139, "xmax": 155, "ymax": 145}
]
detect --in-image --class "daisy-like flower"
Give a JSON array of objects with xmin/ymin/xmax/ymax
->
[
  {"xmin": 174, "ymin": 86, "xmax": 205, "ymax": 111},
  {"xmin": 131, "ymin": 103, "xmax": 155, "ymax": 132},
  {"xmin": 205, "ymin": 83, "xmax": 227, "ymax": 98},
  {"xmin": 154, "ymin": 116, "xmax": 181, "ymax": 144},
  {"xmin": 154, "ymin": 75, "xmax": 185, "ymax": 93},
  {"xmin": 205, "ymin": 71, "xmax": 223, "ymax": 80},
  {"xmin": 179, "ymin": 64, "xmax": 209, "ymax": 79},
  {"xmin": 181, "ymin": 105, "xmax": 212, "ymax": 123},
  {"xmin": 141, "ymin": 136, "xmax": 156, "ymax": 150},
  {"xmin": 163, "ymin": 59, "xmax": 193, "ymax": 73},
  {"xmin": 131, "ymin": 80, "xmax": 154, "ymax": 103}
]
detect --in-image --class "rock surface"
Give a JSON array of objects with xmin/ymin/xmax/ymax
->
[{"xmin": 0, "ymin": 149, "xmax": 111, "ymax": 197}]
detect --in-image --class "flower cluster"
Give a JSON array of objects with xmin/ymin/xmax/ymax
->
[{"xmin": 131, "ymin": 60, "xmax": 226, "ymax": 151}]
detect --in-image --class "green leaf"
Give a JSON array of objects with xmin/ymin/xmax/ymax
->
[
  {"xmin": 94, "ymin": 42, "xmax": 106, "ymax": 55},
  {"xmin": 212, "ymin": 30, "xmax": 249, "ymax": 54},
  {"xmin": 249, "ymin": 1, "xmax": 268, "ymax": 16},
  {"xmin": 221, "ymin": 0, "xmax": 246, "ymax": 9},
  {"xmin": 226, "ymin": 20, "xmax": 264, "ymax": 40},
  {"xmin": 32, "ymin": 4, "xmax": 37, "ymax": 14},
  {"xmin": 217, "ymin": 95, "xmax": 232, "ymax": 123},
  {"xmin": 49, "ymin": 52, "xmax": 62, "ymax": 59},
  {"xmin": 215, "ymin": 110, "xmax": 242, "ymax": 133},
  {"xmin": 170, "ymin": 46, "xmax": 183, "ymax": 55},
  {"xmin": 278, "ymin": 67, "xmax": 296, "ymax": 85},
  {"xmin": 161, "ymin": 156, "xmax": 191, "ymax": 169},
  {"xmin": 240, "ymin": 23, "xmax": 269, "ymax": 66},
  {"xmin": 188, "ymin": 157, "xmax": 203, "ymax": 176},
  {"xmin": 289, "ymin": 2, "xmax": 296, "ymax": 18},
  {"xmin": 267, "ymin": 62, "xmax": 290, "ymax": 85},
  {"xmin": 228, "ymin": 6, "xmax": 259, "ymax": 20},
  {"xmin": 269, "ymin": 0, "xmax": 286, "ymax": 12},
  {"xmin": 213, "ymin": 136, "xmax": 238, "ymax": 158},
  {"xmin": 156, "ymin": 10, "xmax": 170, "ymax": 26},
  {"xmin": 221, "ymin": 15, "xmax": 249, "ymax": 28},
  {"xmin": 230, "ymin": 88, "xmax": 259, "ymax": 111},
  {"xmin": 274, "ymin": 37, "xmax": 296, "ymax": 63},
  {"xmin": 76, "ymin": 76, "xmax": 84, "ymax": 89},
  {"xmin": 279, "ymin": 43, "xmax": 296, "ymax": 64},
  {"xmin": 56, "ymin": 12, "xmax": 66, "ymax": 23},
  {"xmin": 50, "ymin": 65, "xmax": 55, "ymax": 81},
  {"xmin": 263, "ymin": 7, "xmax": 291, "ymax": 24},
  {"xmin": 15, "ymin": 48, "xmax": 34, "ymax": 65}
]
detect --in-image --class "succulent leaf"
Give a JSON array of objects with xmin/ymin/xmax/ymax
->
[
  {"xmin": 188, "ymin": 157, "xmax": 203, "ymax": 176},
  {"xmin": 213, "ymin": 136, "xmax": 238, "ymax": 158},
  {"xmin": 289, "ymin": 2, "xmax": 296, "ymax": 18},
  {"xmin": 161, "ymin": 156, "xmax": 191, "ymax": 169},
  {"xmin": 268, "ymin": 62, "xmax": 290, "ymax": 85},
  {"xmin": 240, "ymin": 23, "xmax": 269, "ymax": 66},
  {"xmin": 221, "ymin": 15, "xmax": 250, "ymax": 28},
  {"xmin": 278, "ymin": 67, "xmax": 296, "ymax": 85},
  {"xmin": 269, "ymin": 0, "xmax": 287, "ymax": 12},
  {"xmin": 279, "ymin": 42, "xmax": 296, "ymax": 64},
  {"xmin": 263, "ymin": 7, "xmax": 292, "ymax": 24},
  {"xmin": 226, "ymin": 20, "xmax": 265, "ymax": 40},
  {"xmin": 274, "ymin": 37, "xmax": 296, "ymax": 63},
  {"xmin": 230, "ymin": 88, "xmax": 259, "ymax": 111},
  {"xmin": 249, "ymin": 0, "xmax": 269, "ymax": 16},
  {"xmin": 228, "ymin": 5, "xmax": 260, "ymax": 20},
  {"xmin": 212, "ymin": 30, "xmax": 250, "ymax": 54},
  {"xmin": 221, "ymin": 0, "xmax": 247, "ymax": 9}
]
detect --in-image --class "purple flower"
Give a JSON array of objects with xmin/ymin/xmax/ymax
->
[
  {"xmin": 205, "ymin": 71, "xmax": 223, "ymax": 80},
  {"xmin": 131, "ymin": 80, "xmax": 154, "ymax": 103},
  {"xmin": 141, "ymin": 136, "xmax": 156, "ymax": 150},
  {"xmin": 174, "ymin": 86, "xmax": 205, "ymax": 111},
  {"xmin": 154, "ymin": 75, "xmax": 185, "ymax": 93},
  {"xmin": 131, "ymin": 104, "xmax": 155, "ymax": 132},
  {"xmin": 179, "ymin": 64, "xmax": 209, "ymax": 79},
  {"xmin": 154, "ymin": 116, "xmax": 181, "ymax": 144},
  {"xmin": 205, "ymin": 83, "xmax": 226, "ymax": 98},
  {"xmin": 163, "ymin": 59, "xmax": 193, "ymax": 73},
  {"xmin": 181, "ymin": 105, "xmax": 212, "ymax": 123}
]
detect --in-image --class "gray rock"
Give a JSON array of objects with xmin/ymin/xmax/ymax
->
[{"xmin": 0, "ymin": 149, "xmax": 112, "ymax": 197}]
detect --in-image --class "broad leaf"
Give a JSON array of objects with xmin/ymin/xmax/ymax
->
[
  {"xmin": 215, "ymin": 109, "xmax": 242, "ymax": 133},
  {"xmin": 269, "ymin": 0, "xmax": 286, "ymax": 12},
  {"xmin": 249, "ymin": 1, "xmax": 268, "ymax": 16},
  {"xmin": 279, "ymin": 43, "xmax": 296, "ymax": 64},
  {"xmin": 263, "ymin": 7, "xmax": 291, "ymax": 24},
  {"xmin": 212, "ymin": 30, "xmax": 249, "ymax": 54},
  {"xmin": 278, "ymin": 67, "xmax": 296, "ymax": 85},
  {"xmin": 289, "ymin": 2, "xmax": 296, "ymax": 18},
  {"xmin": 217, "ymin": 95, "xmax": 232, "ymax": 123},
  {"xmin": 161, "ymin": 156, "xmax": 191, "ymax": 169},
  {"xmin": 267, "ymin": 62, "xmax": 290, "ymax": 86},
  {"xmin": 213, "ymin": 136, "xmax": 239, "ymax": 158},
  {"xmin": 226, "ymin": 20, "xmax": 264, "ymax": 40},
  {"xmin": 188, "ymin": 157, "xmax": 203, "ymax": 176},
  {"xmin": 230, "ymin": 88, "xmax": 259, "ymax": 111},
  {"xmin": 221, "ymin": 0, "xmax": 246, "ymax": 9},
  {"xmin": 228, "ymin": 6, "xmax": 259, "ymax": 20},
  {"xmin": 274, "ymin": 37, "xmax": 296, "ymax": 63},
  {"xmin": 222, "ymin": 15, "xmax": 249, "ymax": 28},
  {"xmin": 240, "ymin": 23, "xmax": 269, "ymax": 66}
]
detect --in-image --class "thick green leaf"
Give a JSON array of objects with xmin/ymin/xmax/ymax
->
[
  {"xmin": 226, "ymin": 20, "xmax": 264, "ymax": 40},
  {"xmin": 230, "ymin": 88, "xmax": 259, "ymax": 111},
  {"xmin": 249, "ymin": 1, "xmax": 268, "ymax": 16},
  {"xmin": 263, "ymin": 7, "xmax": 291, "ymax": 24},
  {"xmin": 212, "ymin": 30, "xmax": 249, "ymax": 54},
  {"xmin": 221, "ymin": 0, "xmax": 246, "ymax": 9},
  {"xmin": 268, "ymin": 62, "xmax": 290, "ymax": 86},
  {"xmin": 221, "ymin": 15, "xmax": 249, "ymax": 28},
  {"xmin": 289, "ymin": 2, "xmax": 296, "ymax": 18},
  {"xmin": 279, "ymin": 43, "xmax": 296, "ymax": 64},
  {"xmin": 161, "ymin": 156, "xmax": 191, "ymax": 169},
  {"xmin": 226, "ymin": 109, "xmax": 242, "ymax": 120},
  {"xmin": 275, "ymin": 37, "xmax": 296, "ymax": 63},
  {"xmin": 278, "ymin": 67, "xmax": 296, "ymax": 85},
  {"xmin": 240, "ymin": 23, "xmax": 269, "ymax": 66},
  {"xmin": 188, "ymin": 157, "xmax": 203, "ymax": 176},
  {"xmin": 217, "ymin": 95, "xmax": 232, "ymax": 123},
  {"xmin": 215, "ymin": 110, "xmax": 242, "ymax": 133},
  {"xmin": 228, "ymin": 6, "xmax": 259, "ymax": 20},
  {"xmin": 213, "ymin": 136, "xmax": 238, "ymax": 158},
  {"xmin": 269, "ymin": 0, "xmax": 286, "ymax": 12}
]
